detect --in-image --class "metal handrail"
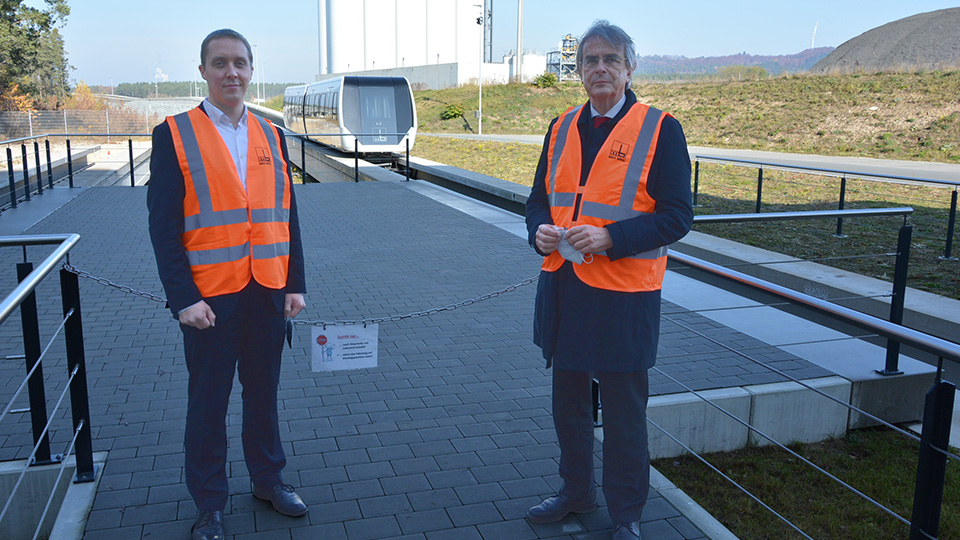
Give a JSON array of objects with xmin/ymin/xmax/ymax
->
[
  {"xmin": 0, "ymin": 234, "xmax": 80, "ymax": 326},
  {"xmin": 694, "ymin": 206, "xmax": 913, "ymax": 224},
  {"xmin": 1, "ymin": 133, "xmax": 152, "ymax": 145},
  {"xmin": 695, "ymin": 154, "xmax": 960, "ymax": 188},
  {"xmin": 669, "ymin": 250, "xmax": 960, "ymax": 362},
  {"xmin": 693, "ymin": 155, "xmax": 959, "ymax": 259}
]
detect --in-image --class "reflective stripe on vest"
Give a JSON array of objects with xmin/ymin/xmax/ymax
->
[
  {"xmin": 168, "ymin": 107, "xmax": 291, "ymax": 295},
  {"xmin": 547, "ymin": 104, "xmax": 582, "ymax": 209}
]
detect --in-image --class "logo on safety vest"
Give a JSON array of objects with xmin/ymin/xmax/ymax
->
[
  {"xmin": 256, "ymin": 147, "xmax": 272, "ymax": 165},
  {"xmin": 609, "ymin": 141, "xmax": 630, "ymax": 162}
]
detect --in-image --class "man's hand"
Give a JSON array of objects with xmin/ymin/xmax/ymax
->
[
  {"xmin": 566, "ymin": 224, "xmax": 612, "ymax": 253},
  {"xmin": 179, "ymin": 301, "xmax": 216, "ymax": 329},
  {"xmin": 284, "ymin": 293, "xmax": 306, "ymax": 318},
  {"xmin": 535, "ymin": 224, "xmax": 563, "ymax": 254}
]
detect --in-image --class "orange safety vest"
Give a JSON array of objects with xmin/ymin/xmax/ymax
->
[
  {"xmin": 542, "ymin": 102, "xmax": 670, "ymax": 292},
  {"xmin": 167, "ymin": 107, "xmax": 292, "ymax": 298}
]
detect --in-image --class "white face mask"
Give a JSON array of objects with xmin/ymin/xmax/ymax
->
[{"xmin": 557, "ymin": 228, "xmax": 587, "ymax": 265}]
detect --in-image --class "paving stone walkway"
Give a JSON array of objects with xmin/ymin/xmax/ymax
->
[{"xmin": 0, "ymin": 182, "xmax": 831, "ymax": 539}]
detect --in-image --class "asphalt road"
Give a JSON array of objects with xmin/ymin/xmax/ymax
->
[{"xmin": 420, "ymin": 133, "xmax": 960, "ymax": 186}]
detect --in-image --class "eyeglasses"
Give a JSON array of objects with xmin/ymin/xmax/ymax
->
[{"xmin": 582, "ymin": 54, "xmax": 624, "ymax": 69}]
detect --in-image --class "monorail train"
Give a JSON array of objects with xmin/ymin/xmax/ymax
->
[{"xmin": 282, "ymin": 76, "xmax": 417, "ymax": 155}]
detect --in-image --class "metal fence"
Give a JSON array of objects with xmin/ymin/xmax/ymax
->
[
  {"xmin": 0, "ymin": 110, "xmax": 163, "ymax": 142},
  {"xmin": 0, "ymin": 234, "xmax": 94, "ymax": 540},
  {"xmin": 693, "ymin": 155, "xmax": 960, "ymax": 260}
]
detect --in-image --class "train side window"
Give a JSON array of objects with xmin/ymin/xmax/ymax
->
[{"xmin": 332, "ymin": 92, "xmax": 338, "ymax": 120}]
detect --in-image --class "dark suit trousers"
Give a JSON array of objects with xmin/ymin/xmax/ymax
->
[
  {"xmin": 181, "ymin": 282, "xmax": 286, "ymax": 511},
  {"xmin": 553, "ymin": 369, "xmax": 650, "ymax": 524}
]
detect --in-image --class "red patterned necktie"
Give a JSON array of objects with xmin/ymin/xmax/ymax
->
[{"xmin": 592, "ymin": 116, "xmax": 609, "ymax": 128}]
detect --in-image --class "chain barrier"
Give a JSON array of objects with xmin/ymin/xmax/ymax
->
[
  {"xmin": 61, "ymin": 262, "xmax": 539, "ymax": 327},
  {"xmin": 295, "ymin": 274, "xmax": 541, "ymax": 328},
  {"xmin": 62, "ymin": 263, "xmax": 168, "ymax": 303}
]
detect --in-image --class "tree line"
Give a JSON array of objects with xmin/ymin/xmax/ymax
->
[
  {"xmin": 100, "ymin": 81, "xmax": 300, "ymax": 101},
  {"xmin": 0, "ymin": 0, "xmax": 71, "ymax": 110}
]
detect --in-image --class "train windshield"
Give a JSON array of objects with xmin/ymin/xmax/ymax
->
[{"xmin": 358, "ymin": 86, "xmax": 400, "ymax": 145}]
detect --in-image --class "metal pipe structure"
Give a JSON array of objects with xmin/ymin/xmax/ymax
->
[
  {"xmin": 0, "ymin": 234, "xmax": 81, "ymax": 327},
  {"xmin": 516, "ymin": 0, "xmax": 523, "ymax": 82},
  {"xmin": 693, "ymin": 207, "xmax": 913, "ymax": 224},
  {"xmin": 695, "ymin": 154, "xmax": 960, "ymax": 188},
  {"xmin": 668, "ymin": 249, "xmax": 960, "ymax": 363}
]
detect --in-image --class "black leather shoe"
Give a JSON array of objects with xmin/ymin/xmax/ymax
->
[
  {"xmin": 612, "ymin": 520, "xmax": 642, "ymax": 540},
  {"xmin": 191, "ymin": 510, "xmax": 223, "ymax": 540},
  {"xmin": 252, "ymin": 482, "xmax": 308, "ymax": 517},
  {"xmin": 526, "ymin": 493, "xmax": 598, "ymax": 523}
]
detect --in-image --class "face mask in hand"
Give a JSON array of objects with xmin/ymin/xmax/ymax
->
[{"xmin": 557, "ymin": 228, "xmax": 591, "ymax": 265}]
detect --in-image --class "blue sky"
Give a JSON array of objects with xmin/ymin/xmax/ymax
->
[{"xmin": 48, "ymin": 0, "xmax": 960, "ymax": 86}]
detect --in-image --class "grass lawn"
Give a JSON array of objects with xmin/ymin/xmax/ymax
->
[{"xmin": 653, "ymin": 428, "xmax": 959, "ymax": 540}]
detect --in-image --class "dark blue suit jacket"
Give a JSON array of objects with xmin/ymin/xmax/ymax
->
[{"xmin": 147, "ymin": 103, "xmax": 306, "ymax": 319}]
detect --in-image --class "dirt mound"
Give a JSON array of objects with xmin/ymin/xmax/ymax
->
[{"xmin": 812, "ymin": 7, "xmax": 960, "ymax": 73}]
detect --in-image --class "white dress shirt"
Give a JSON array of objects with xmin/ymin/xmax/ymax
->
[{"xmin": 203, "ymin": 98, "xmax": 249, "ymax": 188}]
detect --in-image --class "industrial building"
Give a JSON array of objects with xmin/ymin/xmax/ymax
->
[{"xmin": 316, "ymin": 0, "xmax": 546, "ymax": 89}]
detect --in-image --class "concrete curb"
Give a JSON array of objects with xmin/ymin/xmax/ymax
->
[{"xmin": 650, "ymin": 467, "xmax": 740, "ymax": 540}]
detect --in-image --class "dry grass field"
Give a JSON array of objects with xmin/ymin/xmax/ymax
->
[{"xmin": 411, "ymin": 71, "xmax": 960, "ymax": 300}]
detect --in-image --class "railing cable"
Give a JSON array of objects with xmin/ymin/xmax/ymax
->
[
  {"xmin": 0, "ymin": 364, "xmax": 80, "ymax": 524},
  {"xmin": 649, "ymin": 417, "xmax": 817, "ymax": 539},
  {"xmin": 30, "ymin": 419, "xmax": 84, "ymax": 540},
  {"xmin": 663, "ymin": 310, "xmax": 935, "ymax": 447},
  {"xmin": 651, "ymin": 361, "xmax": 916, "ymax": 531},
  {"xmin": 0, "ymin": 308, "xmax": 73, "ymax": 426}
]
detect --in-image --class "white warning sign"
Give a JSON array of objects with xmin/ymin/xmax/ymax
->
[{"xmin": 311, "ymin": 323, "xmax": 379, "ymax": 372}]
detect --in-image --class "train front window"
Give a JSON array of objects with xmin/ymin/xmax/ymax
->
[{"xmin": 358, "ymin": 86, "xmax": 397, "ymax": 144}]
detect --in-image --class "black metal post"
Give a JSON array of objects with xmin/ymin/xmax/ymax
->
[
  {"xmin": 354, "ymin": 139, "xmax": 359, "ymax": 182},
  {"xmin": 693, "ymin": 160, "xmax": 700, "ymax": 207},
  {"xmin": 755, "ymin": 166, "xmax": 763, "ymax": 213},
  {"xmin": 942, "ymin": 190, "xmax": 957, "ymax": 260},
  {"xmin": 6, "ymin": 147, "xmax": 17, "ymax": 208},
  {"xmin": 592, "ymin": 378, "xmax": 602, "ymax": 427},
  {"xmin": 909, "ymin": 379, "xmax": 956, "ymax": 540},
  {"xmin": 21, "ymin": 144, "xmax": 31, "ymax": 201},
  {"xmin": 33, "ymin": 141, "xmax": 43, "ymax": 194},
  {"xmin": 45, "ymin": 139, "xmax": 53, "ymax": 189},
  {"xmin": 405, "ymin": 138, "xmax": 410, "ymax": 181},
  {"xmin": 66, "ymin": 139, "xmax": 74, "ymax": 188},
  {"xmin": 835, "ymin": 175, "xmax": 847, "ymax": 237},
  {"xmin": 128, "ymin": 138, "xmax": 135, "ymax": 186},
  {"xmin": 300, "ymin": 135, "xmax": 306, "ymax": 178},
  {"xmin": 878, "ymin": 225, "xmax": 911, "ymax": 376},
  {"xmin": 60, "ymin": 268, "xmax": 95, "ymax": 483},
  {"xmin": 17, "ymin": 262, "xmax": 55, "ymax": 466}
]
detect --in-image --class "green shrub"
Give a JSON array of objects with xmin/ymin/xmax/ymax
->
[
  {"xmin": 533, "ymin": 73, "xmax": 558, "ymax": 88},
  {"xmin": 440, "ymin": 103, "xmax": 466, "ymax": 120}
]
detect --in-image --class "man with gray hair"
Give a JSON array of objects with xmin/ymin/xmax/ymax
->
[{"xmin": 524, "ymin": 20, "xmax": 693, "ymax": 540}]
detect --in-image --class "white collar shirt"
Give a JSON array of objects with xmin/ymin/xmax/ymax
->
[
  {"xmin": 203, "ymin": 98, "xmax": 249, "ymax": 189},
  {"xmin": 590, "ymin": 93, "xmax": 627, "ymax": 121}
]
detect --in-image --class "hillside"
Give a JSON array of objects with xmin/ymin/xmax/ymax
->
[
  {"xmin": 813, "ymin": 7, "xmax": 960, "ymax": 74},
  {"xmin": 412, "ymin": 72, "xmax": 960, "ymax": 300},
  {"xmin": 636, "ymin": 47, "xmax": 834, "ymax": 77},
  {"xmin": 415, "ymin": 71, "xmax": 960, "ymax": 163}
]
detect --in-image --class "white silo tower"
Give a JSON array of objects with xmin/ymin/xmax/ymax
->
[{"xmin": 319, "ymin": 0, "xmax": 482, "ymax": 77}]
